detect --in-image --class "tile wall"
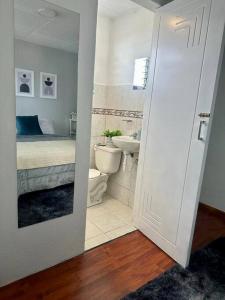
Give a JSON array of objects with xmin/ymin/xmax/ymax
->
[
  {"xmin": 90, "ymin": 84, "xmax": 148, "ymax": 208},
  {"xmin": 90, "ymin": 85, "xmax": 107, "ymax": 168}
]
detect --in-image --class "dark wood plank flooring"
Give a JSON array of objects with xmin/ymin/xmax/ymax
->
[
  {"xmin": 192, "ymin": 203, "xmax": 225, "ymax": 251},
  {"xmin": 0, "ymin": 204, "xmax": 224, "ymax": 300}
]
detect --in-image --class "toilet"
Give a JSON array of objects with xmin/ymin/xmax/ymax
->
[{"xmin": 87, "ymin": 145, "xmax": 122, "ymax": 207}]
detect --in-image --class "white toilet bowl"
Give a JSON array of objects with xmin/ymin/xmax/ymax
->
[
  {"xmin": 87, "ymin": 145, "xmax": 122, "ymax": 207},
  {"xmin": 87, "ymin": 169, "xmax": 108, "ymax": 207}
]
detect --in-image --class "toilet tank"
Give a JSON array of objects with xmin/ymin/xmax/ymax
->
[{"xmin": 94, "ymin": 145, "xmax": 122, "ymax": 174}]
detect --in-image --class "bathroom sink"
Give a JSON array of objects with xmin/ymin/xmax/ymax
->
[{"xmin": 112, "ymin": 136, "xmax": 140, "ymax": 154}]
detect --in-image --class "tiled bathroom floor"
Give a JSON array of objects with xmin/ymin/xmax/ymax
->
[{"xmin": 85, "ymin": 195, "xmax": 136, "ymax": 250}]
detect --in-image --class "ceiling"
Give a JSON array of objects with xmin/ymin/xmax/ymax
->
[
  {"xmin": 98, "ymin": 0, "xmax": 141, "ymax": 19},
  {"xmin": 98, "ymin": 0, "xmax": 174, "ymax": 18},
  {"xmin": 14, "ymin": 0, "xmax": 80, "ymax": 53},
  {"xmin": 14, "ymin": 0, "xmax": 173, "ymax": 52}
]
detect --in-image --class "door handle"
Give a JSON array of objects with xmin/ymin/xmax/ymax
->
[{"xmin": 198, "ymin": 120, "xmax": 206, "ymax": 141}]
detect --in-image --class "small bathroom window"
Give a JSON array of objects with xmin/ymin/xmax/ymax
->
[{"xmin": 133, "ymin": 57, "xmax": 150, "ymax": 90}]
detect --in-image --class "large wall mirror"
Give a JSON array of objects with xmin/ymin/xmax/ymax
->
[{"xmin": 15, "ymin": 0, "xmax": 79, "ymax": 228}]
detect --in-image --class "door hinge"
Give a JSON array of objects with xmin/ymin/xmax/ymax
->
[{"xmin": 198, "ymin": 113, "xmax": 210, "ymax": 118}]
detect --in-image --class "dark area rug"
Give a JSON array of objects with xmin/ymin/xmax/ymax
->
[
  {"xmin": 18, "ymin": 183, "xmax": 74, "ymax": 228},
  {"xmin": 123, "ymin": 238, "xmax": 225, "ymax": 300}
]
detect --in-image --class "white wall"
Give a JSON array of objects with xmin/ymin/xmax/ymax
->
[
  {"xmin": 90, "ymin": 7, "xmax": 155, "ymax": 206},
  {"xmin": 108, "ymin": 8, "xmax": 155, "ymax": 85},
  {"xmin": 0, "ymin": 0, "xmax": 97, "ymax": 286},
  {"xmin": 106, "ymin": 8, "xmax": 154, "ymax": 207},
  {"xmin": 89, "ymin": 16, "xmax": 112, "ymax": 167},
  {"xmin": 94, "ymin": 8, "xmax": 155, "ymax": 86},
  {"xmin": 200, "ymin": 49, "xmax": 225, "ymax": 212},
  {"xmin": 94, "ymin": 16, "xmax": 112, "ymax": 85}
]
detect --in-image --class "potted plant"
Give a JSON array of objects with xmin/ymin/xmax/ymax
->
[{"xmin": 103, "ymin": 129, "xmax": 122, "ymax": 147}]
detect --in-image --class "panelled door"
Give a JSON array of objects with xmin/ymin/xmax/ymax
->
[{"xmin": 134, "ymin": 0, "xmax": 225, "ymax": 266}]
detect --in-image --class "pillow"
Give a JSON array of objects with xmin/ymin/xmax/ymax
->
[
  {"xmin": 16, "ymin": 115, "xmax": 43, "ymax": 135},
  {"xmin": 38, "ymin": 118, "xmax": 55, "ymax": 135}
]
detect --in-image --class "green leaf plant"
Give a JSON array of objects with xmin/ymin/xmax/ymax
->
[{"xmin": 103, "ymin": 129, "xmax": 122, "ymax": 138}]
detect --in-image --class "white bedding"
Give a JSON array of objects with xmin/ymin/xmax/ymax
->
[{"xmin": 17, "ymin": 140, "xmax": 76, "ymax": 170}]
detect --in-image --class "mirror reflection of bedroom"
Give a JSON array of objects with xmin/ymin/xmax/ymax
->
[{"xmin": 15, "ymin": 0, "xmax": 79, "ymax": 228}]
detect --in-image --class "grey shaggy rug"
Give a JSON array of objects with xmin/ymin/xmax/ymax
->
[
  {"xmin": 18, "ymin": 183, "xmax": 74, "ymax": 228},
  {"xmin": 123, "ymin": 238, "xmax": 225, "ymax": 300}
]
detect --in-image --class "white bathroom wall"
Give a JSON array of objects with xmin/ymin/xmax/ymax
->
[
  {"xmin": 108, "ymin": 7, "xmax": 155, "ymax": 86},
  {"xmin": 91, "ymin": 7, "xmax": 155, "ymax": 207},
  {"xmin": 0, "ymin": 0, "xmax": 97, "ymax": 286},
  {"xmin": 200, "ymin": 49, "xmax": 225, "ymax": 212},
  {"xmin": 90, "ymin": 16, "xmax": 112, "ymax": 167},
  {"xmin": 106, "ymin": 8, "xmax": 154, "ymax": 207},
  {"xmin": 94, "ymin": 16, "xmax": 112, "ymax": 86}
]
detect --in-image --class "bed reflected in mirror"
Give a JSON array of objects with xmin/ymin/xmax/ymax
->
[{"xmin": 15, "ymin": 0, "xmax": 79, "ymax": 228}]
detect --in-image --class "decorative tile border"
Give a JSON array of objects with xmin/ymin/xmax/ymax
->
[{"xmin": 92, "ymin": 108, "xmax": 143, "ymax": 119}]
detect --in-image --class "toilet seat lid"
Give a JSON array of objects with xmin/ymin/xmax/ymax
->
[{"xmin": 89, "ymin": 169, "xmax": 101, "ymax": 179}]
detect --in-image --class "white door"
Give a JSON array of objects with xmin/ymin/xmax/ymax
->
[{"xmin": 134, "ymin": 0, "xmax": 225, "ymax": 267}]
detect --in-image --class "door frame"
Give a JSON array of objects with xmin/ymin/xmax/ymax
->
[{"xmin": 134, "ymin": 0, "xmax": 225, "ymax": 266}]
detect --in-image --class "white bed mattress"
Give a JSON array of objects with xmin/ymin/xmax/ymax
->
[{"xmin": 17, "ymin": 140, "xmax": 76, "ymax": 170}]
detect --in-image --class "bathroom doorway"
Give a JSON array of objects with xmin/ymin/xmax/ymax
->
[{"xmin": 85, "ymin": 0, "xmax": 155, "ymax": 250}]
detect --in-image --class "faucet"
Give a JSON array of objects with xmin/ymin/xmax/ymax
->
[
  {"xmin": 137, "ymin": 129, "xmax": 142, "ymax": 141},
  {"xmin": 130, "ymin": 132, "xmax": 138, "ymax": 139}
]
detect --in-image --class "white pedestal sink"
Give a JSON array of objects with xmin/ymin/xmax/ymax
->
[{"xmin": 112, "ymin": 136, "xmax": 140, "ymax": 154}]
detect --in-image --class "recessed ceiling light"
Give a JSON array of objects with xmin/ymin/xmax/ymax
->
[{"xmin": 38, "ymin": 8, "xmax": 57, "ymax": 18}]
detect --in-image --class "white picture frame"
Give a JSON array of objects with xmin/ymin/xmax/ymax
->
[
  {"xmin": 40, "ymin": 72, "xmax": 57, "ymax": 99},
  {"xmin": 15, "ymin": 68, "xmax": 34, "ymax": 97}
]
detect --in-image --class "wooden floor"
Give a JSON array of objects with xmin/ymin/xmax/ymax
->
[{"xmin": 0, "ymin": 204, "xmax": 224, "ymax": 300}]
